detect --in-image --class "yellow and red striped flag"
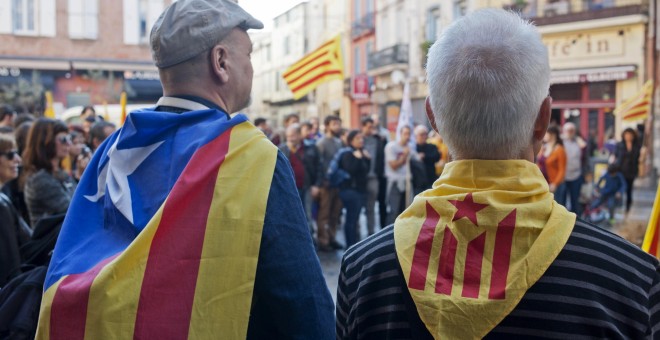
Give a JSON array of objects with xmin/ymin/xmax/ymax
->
[
  {"xmin": 283, "ymin": 35, "xmax": 344, "ymax": 100},
  {"xmin": 615, "ymin": 80, "xmax": 654, "ymax": 122},
  {"xmin": 395, "ymin": 160, "xmax": 575, "ymax": 338},
  {"xmin": 642, "ymin": 184, "xmax": 660, "ymax": 258},
  {"xmin": 44, "ymin": 91, "xmax": 55, "ymax": 118},
  {"xmin": 119, "ymin": 91, "xmax": 127, "ymax": 125}
]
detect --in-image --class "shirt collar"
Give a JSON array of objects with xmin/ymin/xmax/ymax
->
[{"xmin": 155, "ymin": 95, "xmax": 229, "ymax": 118}]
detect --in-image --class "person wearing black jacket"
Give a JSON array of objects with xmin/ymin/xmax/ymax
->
[
  {"xmin": 279, "ymin": 124, "xmax": 323, "ymax": 233},
  {"xmin": 614, "ymin": 127, "xmax": 642, "ymax": 213},
  {"xmin": 0, "ymin": 134, "xmax": 30, "ymax": 286},
  {"xmin": 414, "ymin": 125, "xmax": 441, "ymax": 191},
  {"xmin": 361, "ymin": 118, "xmax": 385, "ymax": 235},
  {"xmin": 339, "ymin": 130, "xmax": 371, "ymax": 248}
]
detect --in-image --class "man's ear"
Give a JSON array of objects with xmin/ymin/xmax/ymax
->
[
  {"xmin": 425, "ymin": 97, "xmax": 439, "ymax": 133},
  {"xmin": 210, "ymin": 45, "xmax": 230, "ymax": 84},
  {"xmin": 534, "ymin": 96, "xmax": 552, "ymax": 142}
]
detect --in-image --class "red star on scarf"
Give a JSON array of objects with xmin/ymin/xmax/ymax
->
[{"xmin": 449, "ymin": 193, "xmax": 488, "ymax": 226}]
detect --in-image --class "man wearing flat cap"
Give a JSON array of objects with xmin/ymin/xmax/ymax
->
[{"xmin": 36, "ymin": 1, "xmax": 335, "ymax": 339}]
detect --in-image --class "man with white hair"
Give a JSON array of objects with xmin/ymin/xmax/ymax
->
[
  {"xmin": 413, "ymin": 124, "xmax": 441, "ymax": 191},
  {"xmin": 336, "ymin": 9, "xmax": 659, "ymax": 339},
  {"xmin": 557, "ymin": 122, "xmax": 586, "ymax": 216}
]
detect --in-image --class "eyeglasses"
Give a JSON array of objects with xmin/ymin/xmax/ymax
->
[
  {"xmin": 1, "ymin": 150, "xmax": 19, "ymax": 160},
  {"xmin": 57, "ymin": 135, "xmax": 72, "ymax": 144}
]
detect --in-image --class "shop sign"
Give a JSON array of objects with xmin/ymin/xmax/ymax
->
[
  {"xmin": 352, "ymin": 74, "xmax": 370, "ymax": 99},
  {"xmin": 550, "ymin": 66, "xmax": 635, "ymax": 84},
  {"xmin": 124, "ymin": 70, "xmax": 160, "ymax": 81},
  {"xmin": 0, "ymin": 67, "xmax": 21, "ymax": 77},
  {"xmin": 543, "ymin": 29, "xmax": 625, "ymax": 61}
]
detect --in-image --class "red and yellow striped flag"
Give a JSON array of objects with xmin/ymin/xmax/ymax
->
[
  {"xmin": 283, "ymin": 35, "xmax": 344, "ymax": 100},
  {"xmin": 642, "ymin": 184, "xmax": 660, "ymax": 258},
  {"xmin": 615, "ymin": 80, "xmax": 654, "ymax": 122}
]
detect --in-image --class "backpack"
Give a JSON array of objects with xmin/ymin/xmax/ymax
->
[{"xmin": 326, "ymin": 147, "xmax": 353, "ymax": 188}]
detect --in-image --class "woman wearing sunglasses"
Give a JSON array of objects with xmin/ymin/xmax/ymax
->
[
  {"xmin": 0, "ymin": 133, "xmax": 30, "ymax": 286},
  {"xmin": 22, "ymin": 118, "xmax": 76, "ymax": 227}
]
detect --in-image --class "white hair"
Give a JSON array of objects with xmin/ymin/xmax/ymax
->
[
  {"xmin": 426, "ymin": 9, "xmax": 550, "ymax": 159},
  {"xmin": 414, "ymin": 125, "xmax": 429, "ymax": 135}
]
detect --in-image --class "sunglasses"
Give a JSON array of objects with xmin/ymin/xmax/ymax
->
[
  {"xmin": 1, "ymin": 150, "xmax": 19, "ymax": 160},
  {"xmin": 58, "ymin": 135, "xmax": 72, "ymax": 144}
]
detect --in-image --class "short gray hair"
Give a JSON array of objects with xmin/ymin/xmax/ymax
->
[{"xmin": 426, "ymin": 9, "xmax": 550, "ymax": 159}]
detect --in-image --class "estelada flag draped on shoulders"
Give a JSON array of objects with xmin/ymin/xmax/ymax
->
[
  {"xmin": 394, "ymin": 160, "xmax": 576, "ymax": 339},
  {"xmin": 36, "ymin": 104, "xmax": 278, "ymax": 339}
]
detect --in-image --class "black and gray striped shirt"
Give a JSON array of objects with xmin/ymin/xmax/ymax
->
[{"xmin": 337, "ymin": 220, "xmax": 660, "ymax": 339}]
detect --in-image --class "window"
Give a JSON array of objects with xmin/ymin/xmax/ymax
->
[
  {"xmin": 275, "ymin": 71, "xmax": 280, "ymax": 92},
  {"xmin": 453, "ymin": 0, "xmax": 466, "ymax": 19},
  {"xmin": 266, "ymin": 44, "xmax": 271, "ymax": 62},
  {"xmin": 354, "ymin": 46, "xmax": 361, "ymax": 75},
  {"xmin": 13, "ymin": 0, "xmax": 35, "ymax": 33},
  {"xmin": 365, "ymin": 0, "xmax": 373, "ymax": 15},
  {"xmin": 284, "ymin": 36, "xmax": 290, "ymax": 55},
  {"xmin": 10, "ymin": 0, "xmax": 55, "ymax": 36},
  {"xmin": 426, "ymin": 6, "xmax": 440, "ymax": 42},
  {"xmin": 366, "ymin": 41, "xmax": 373, "ymax": 71},
  {"xmin": 354, "ymin": 0, "xmax": 361, "ymax": 21},
  {"xmin": 124, "ymin": 0, "xmax": 163, "ymax": 45},
  {"xmin": 68, "ymin": 0, "xmax": 98, "ymax": 39}
]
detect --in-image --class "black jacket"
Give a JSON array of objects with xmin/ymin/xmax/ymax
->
[
  {"xmin": 0, "ymin": 192, "xmax": 30, "ymax": 286},
  {"xmin": 614, "ymin": 141, "xmax": 641, "ymax": 180},
  {"xmin": 339, "ymin": 149, "xmax": 370, "ymax": 192},
  {"xmin": 279, "ymin": 142, "xmax": 324, "ymax": 189}
]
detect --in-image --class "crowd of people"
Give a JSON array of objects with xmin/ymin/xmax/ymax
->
[
  {"xmin": 0, "ymin": 105, "xmax": 115, "ymax": 286},
  {"xmin": 256, "ymin": 113, "xmax": 450, "ymax": 249},
  {"xmin": 0, "ymin": 1, "xmax": 657, "ymax": 339},
  {"xmin": 535, "ymin": 121, "xmax": 644, "ymax": 222}
]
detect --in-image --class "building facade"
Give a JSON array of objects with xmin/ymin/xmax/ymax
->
[
  {"xmin": 248, "ymin": 0, "xmax": 348, "ymax": 129},
  {"xmin": 0, "ymin": 0, "xmax": 173, "ymax": 115}
]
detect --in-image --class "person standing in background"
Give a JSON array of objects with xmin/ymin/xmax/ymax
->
[
  {"xmin": 414, "ymin": 125, "xmax": 441, "ymax": 190},
  {"xmin": 540, "ymin": 125, "xmax": 566, "ymax": 195},
  {"xmin": 360, "ymin": 117, "xmax": 385, "ymax": 235},
  {"xmin": 557, "ymin": 122, "xmax": 585, "ymax": 215},
  {"xmin": 316, "ymin": 115, "xmax": 344, "ymax": 251},
  {"xmin": 614, "ymin": 127, "xmax": 642, "ymax": 213}
]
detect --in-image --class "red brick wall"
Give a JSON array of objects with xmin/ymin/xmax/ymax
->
[{"xmin": 0, "ymin": 0, "xmax": 175, "ymax": 61}]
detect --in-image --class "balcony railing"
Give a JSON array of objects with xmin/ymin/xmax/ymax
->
[
  {"xmin": 500, "ymin": 0, "xmax": 648, "ymax": 25},
  {"xmin": 351, "ymin": 13, "xmax": 375, "ymax": 38},
  {"xmin": 368, "ymin": 44, "xmax": 408, "ymax": 70}
]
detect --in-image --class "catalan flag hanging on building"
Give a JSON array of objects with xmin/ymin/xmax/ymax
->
[
  {"xmin": 36, "ymin": 105, "xmax": 278, "ymax": 339},
  {"xmin": 615, "ymin": 80, "xmax": 654, "ymax": 122},
  {"xmin": 642, "ymin": 184, "xmax": 660, "ymax": 258},
  {"xmin": 283, "ymin": 35, "xmax": 344, "ymax": 100},
  {"xmin": 394, "ymin": 160, "xmax": 575, "ymax": 339}
]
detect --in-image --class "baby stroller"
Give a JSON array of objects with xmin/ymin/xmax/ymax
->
[{"xmin": 581, "ymin": 162, "xmax": 625, "ymax": 227}]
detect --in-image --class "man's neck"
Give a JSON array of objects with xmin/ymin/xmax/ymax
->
[{"xmin": 163, "ymin": 89, "xmax": 229, "ymax": 113}]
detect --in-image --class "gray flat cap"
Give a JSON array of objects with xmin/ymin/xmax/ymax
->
[{"xmin": 150, "ymin": 0, "xmax": 263, "ymax": 68}]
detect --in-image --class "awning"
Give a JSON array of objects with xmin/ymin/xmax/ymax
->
[
  {"xmin": 0, "ymin": 56, "xmax": 157, "ymax": 72},
  {"xmin": 551, "ymin": 65, "xmax": 636, "ymax": 84}
]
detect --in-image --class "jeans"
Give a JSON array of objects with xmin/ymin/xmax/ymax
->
[
  {"xmin": 559, "ymin": 176, "xmax": 584, "ymax": 216},
  {"xmin": 365, "ymin": 177, "xmax": 379, "ymax": 235},
  {"xmin": 339, "ymin": 189, "xmax": 366, "ymax": 249}
]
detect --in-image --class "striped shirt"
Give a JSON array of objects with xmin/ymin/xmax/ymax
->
[{"xmin": 337, "ymin": 220, "xmax": 660, "ymax": 339}]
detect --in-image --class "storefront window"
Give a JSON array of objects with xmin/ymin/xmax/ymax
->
[
  {"xmin": 588, "ymin": 81, "xmax": 615, "ymax": 101},
  {"xmin": 550, "ymin": 83, "xmax": 581, "ymax": 101}
]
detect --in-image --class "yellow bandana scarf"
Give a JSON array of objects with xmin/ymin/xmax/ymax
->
[{"xmin": 394, "ymin": 160, "xmax": 575, "ymax": 339}]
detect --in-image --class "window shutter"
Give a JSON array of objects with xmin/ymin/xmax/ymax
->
[
  {"xmin": 68, "ymin": 0, "xmax": 82, "ymax": 38},
  {"xmin": 123, "ymin": 0, "xmax": 139, "ymax": 44},
  {"xmin": 146, "ymin": 0, "xmax": 164, "ymax": 37},
  {"xmin": 0, "ymin": 1, "xmax": 11, "ymax": 34},
  {"xmin": 86, "ymin": 0, "xmax": 98, "ymax": 39},
  {"xmin": 40, "ymin": 0, "xmax": 57, "ymax": 37}
]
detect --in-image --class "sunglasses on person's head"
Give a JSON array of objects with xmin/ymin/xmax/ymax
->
[
  {"xmin": 1, "ymin": 150, "xmax": 18, "ymax": 160},
  {"xmin": 57, "ymin": 135, "xmax": 72, "ymax": 144}
]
